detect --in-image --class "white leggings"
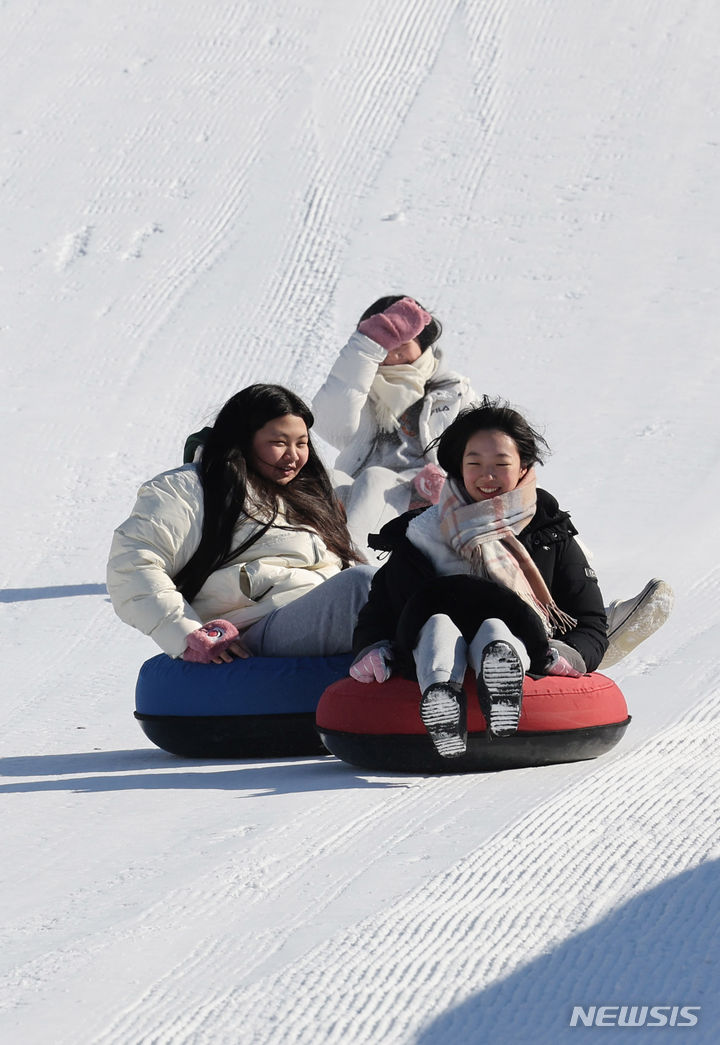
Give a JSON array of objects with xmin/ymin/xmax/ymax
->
[
  {"xmin": 333, "ymin": 465, "xmax": 416, "ymax": 564},
  {"xmin": 412, "ymin": 614, "xmax": 531, "ymax": 693}
]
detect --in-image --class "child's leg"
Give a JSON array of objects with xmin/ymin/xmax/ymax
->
[
  {"xmin": 413, "ymin": 613, "xmax": 468, "ymax": 692},
  {"xmin": 602, "ymin": 578, "xmax": 674, "ymax": 668},
  {"xmin": 468, "ymin": 618, "xmax": 529, "ymax": 739},
  {"xmin": 570, "ymin": 536, "xmax": 673, "ymax": 667},
  {"xmin": 343, "ymin": 467, "xmax": 413, "ymax": 561},
  {"xmin": 328, "ymin": 468, "xmax": 353, "ymax": 513},
  {"xmin": 414, "ymin": 613, "xmax": 468, "ymax": 759},
  {"xmin": 467, "ymin": 618, "xmax": 530, "ymax": 675}
]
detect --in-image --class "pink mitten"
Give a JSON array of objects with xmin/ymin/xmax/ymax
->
[
  {"xmin": 183, "ymin": 619, "xmax": 240, "ymax": 663},
  {"xmin": 412, "ymin": 463, "xmax": 446, "ymax": 505},
  {"xmin": 546, "ymin": 648, "xmax": 583, "ymax": 678},
  {"xmin": 357, "ymin": 297, "xmax": 431, "ymax": 352},
  {"xmin": 350, "ymin": 646, "xmax": 392, "ymax": 684}
]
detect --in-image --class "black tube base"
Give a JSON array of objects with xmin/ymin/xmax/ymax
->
[
  {"xmin": 136, "ymin": 711, "xmax": 330, "ymax": 759},
  {"xmin": 317, "ymin": 719, "xmax": 631, "ymax": 774}
]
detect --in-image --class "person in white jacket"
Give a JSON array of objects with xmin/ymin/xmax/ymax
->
[
  {"xmin": 312, "ymin": 295, "xmax": 479, "ymax": 558},
  {"xmin": 108, "ymin": 385, "xmax": 374, "ymax": 664},
  {"xmin": 312, "ymin": 295, "xmax": 673, "ymax": 670}
]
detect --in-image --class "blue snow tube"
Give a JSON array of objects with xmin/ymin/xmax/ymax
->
[{"xmin": 135, "ymin": 652, "xmax": 354, "ymax": 758}]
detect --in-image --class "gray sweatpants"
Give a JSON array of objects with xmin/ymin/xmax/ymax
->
[
  {"xmin": 412, "ymin": 615, "xmax": 531, "ymax": 693},
  {"xmin": 412, "ymin": 615, "xmax": 586, "ymax": 691},
  {"xmin": 241, "ymin": 564, "xmax": 376, "ymax": 657}
]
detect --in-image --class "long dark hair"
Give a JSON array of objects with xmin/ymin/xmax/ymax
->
[
  {"xmin": 428, "ymin": 395, "xmax": 551, "ymax": 480},
  {"xmin": 358, "ymin": 294, "xmax": 442, "ymax": 352},
  {"xmin": 174, "ymin": 384, "xmax": 362, "ymax": 603}
]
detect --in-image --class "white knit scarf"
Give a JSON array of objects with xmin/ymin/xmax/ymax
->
[
  {"xmin": 368, "ymin": 348, "xmax": 439, "ymax": 433},
  {"xmin": 438, "ymin": 471, "xmax": 577, "ymax": 636}
]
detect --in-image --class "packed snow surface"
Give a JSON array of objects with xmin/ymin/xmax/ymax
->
[{"xmin": 2, "ymin": 0, "xmax": 718, "ymax": 1042}]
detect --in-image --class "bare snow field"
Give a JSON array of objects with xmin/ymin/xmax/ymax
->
[{"xmin": 1, "ymin": 0, "xmax": 718, "ymax": 1042}]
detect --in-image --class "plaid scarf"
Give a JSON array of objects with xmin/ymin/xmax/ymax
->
[{"xmin": 438, "ymin": 471, "xmax": 577, "ymax": 636}]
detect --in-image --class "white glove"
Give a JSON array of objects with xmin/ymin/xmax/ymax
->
[{"xmin": 350, "ymin": 646, "xmax": 393, "ymax": 684}]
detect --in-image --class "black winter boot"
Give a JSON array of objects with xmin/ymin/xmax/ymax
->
[
  {"xmin": 477, "ymin": 640, "xmax": 525, "ymax": 738},
  {"xmin": 420, "ymin": 682, "xmax": 467, "ymax": 758}
]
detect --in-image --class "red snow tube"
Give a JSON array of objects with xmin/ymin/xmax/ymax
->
[{"xmin": 316, "ymin": 672, "xmax": 630, "ymax": 773}]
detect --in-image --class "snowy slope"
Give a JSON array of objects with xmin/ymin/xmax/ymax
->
[{"xmin": 1, "ymin": 0, "xmax": 719, "ymax": 1042}]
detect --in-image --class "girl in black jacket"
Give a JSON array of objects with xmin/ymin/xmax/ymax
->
[{"xmin": 350, "ymin": 398, "xmax": 608, "ymax": 759}]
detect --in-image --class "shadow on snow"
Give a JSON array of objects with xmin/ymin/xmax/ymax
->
[
  {"xmin": 0, "ymin": 583, "xmax": 107, "ymax": 602},
  {"xmin": 0, "ymin": 748, "xmax": 410, "ymax": 795},
  {"xmin": 412, "ymin": 860, "xmax": 719, "ymax": 1045}
]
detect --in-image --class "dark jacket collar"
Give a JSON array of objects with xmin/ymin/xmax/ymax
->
[
  {"xmin": 523, "ymin": 488, "xmax": 576, "ymax": 538},
  {"xmin": 368, "ymin": 488, "xmax": 576, "ymax": 554}
]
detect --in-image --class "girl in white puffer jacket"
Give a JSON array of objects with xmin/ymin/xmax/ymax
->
[{"xmin": 107, "ymin": 385, "xmax": 374, "ymax": 664}]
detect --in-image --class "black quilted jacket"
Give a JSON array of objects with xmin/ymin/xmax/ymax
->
[{"xmin": 353, "ymin": 488, "xmax": 608, "ymax": 673}]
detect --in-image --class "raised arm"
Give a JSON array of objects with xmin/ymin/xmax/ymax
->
[
  {"xmin": 312, "ymin": 298, "xmax": 432, "ymax": 450},
  {"xmin": 311, "ymin": 331, "xmax": 386, "ymax": 450}
]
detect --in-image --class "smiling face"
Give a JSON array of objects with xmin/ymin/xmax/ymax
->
[
  {"xmin": 379, "ymin": 339, "xmax": 424, "ymax": 366},
  {"xmin": 249, "ymin": 414, "xmax": 310, "ymax": 485},
  {"xmin": 461, "ymin": 428, "xmax": 527, "ymax": 502}
]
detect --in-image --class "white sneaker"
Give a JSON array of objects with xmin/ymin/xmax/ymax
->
[{"xmin": 601, "ymin": 578, "xmax": 674, "ymax": 668}]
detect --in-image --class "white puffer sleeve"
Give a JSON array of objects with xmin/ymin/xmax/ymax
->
[
  {"xmin": 311, "ymin": 331, "xmax": 386, "ymax": 449},
  {"xmin": 106, "ymin": 466, "xmax": 205, "ymax": 658}
]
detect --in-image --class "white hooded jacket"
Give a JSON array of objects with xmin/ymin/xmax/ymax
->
[
  {"xmin": 311, "ymin": 331, "xmax": 478, "ymax": 476},
  {"xmin": 107, "ymin": 465, "xmax": 343, "ymax": 658}
]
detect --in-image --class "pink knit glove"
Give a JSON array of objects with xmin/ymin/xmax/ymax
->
[
  {"xmin": 350, "ymin": 646, "xmax": 392, "ymax": 684},
  {"xmin": 357, "ymin": 297, "xmax": 431, "ymax": 352},
  {"xmin": 546, "ymin": 648, "xmax": 583, "ymax": 678},
  {"xmin": 183, "ymin": 619, "xmax": 240, "ymax": 663},
  {"xmin": 412, "ymin": 463, "xmax": 446, "ymax": 505}
]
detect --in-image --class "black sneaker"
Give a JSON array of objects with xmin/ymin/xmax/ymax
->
[
  {"xmin": 420, "ymin": 682, "xmax": 467, "ymax": 758},
  {"xmin": 478, "ymin": 640, "xmax": 525, "ymax": 738}
]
